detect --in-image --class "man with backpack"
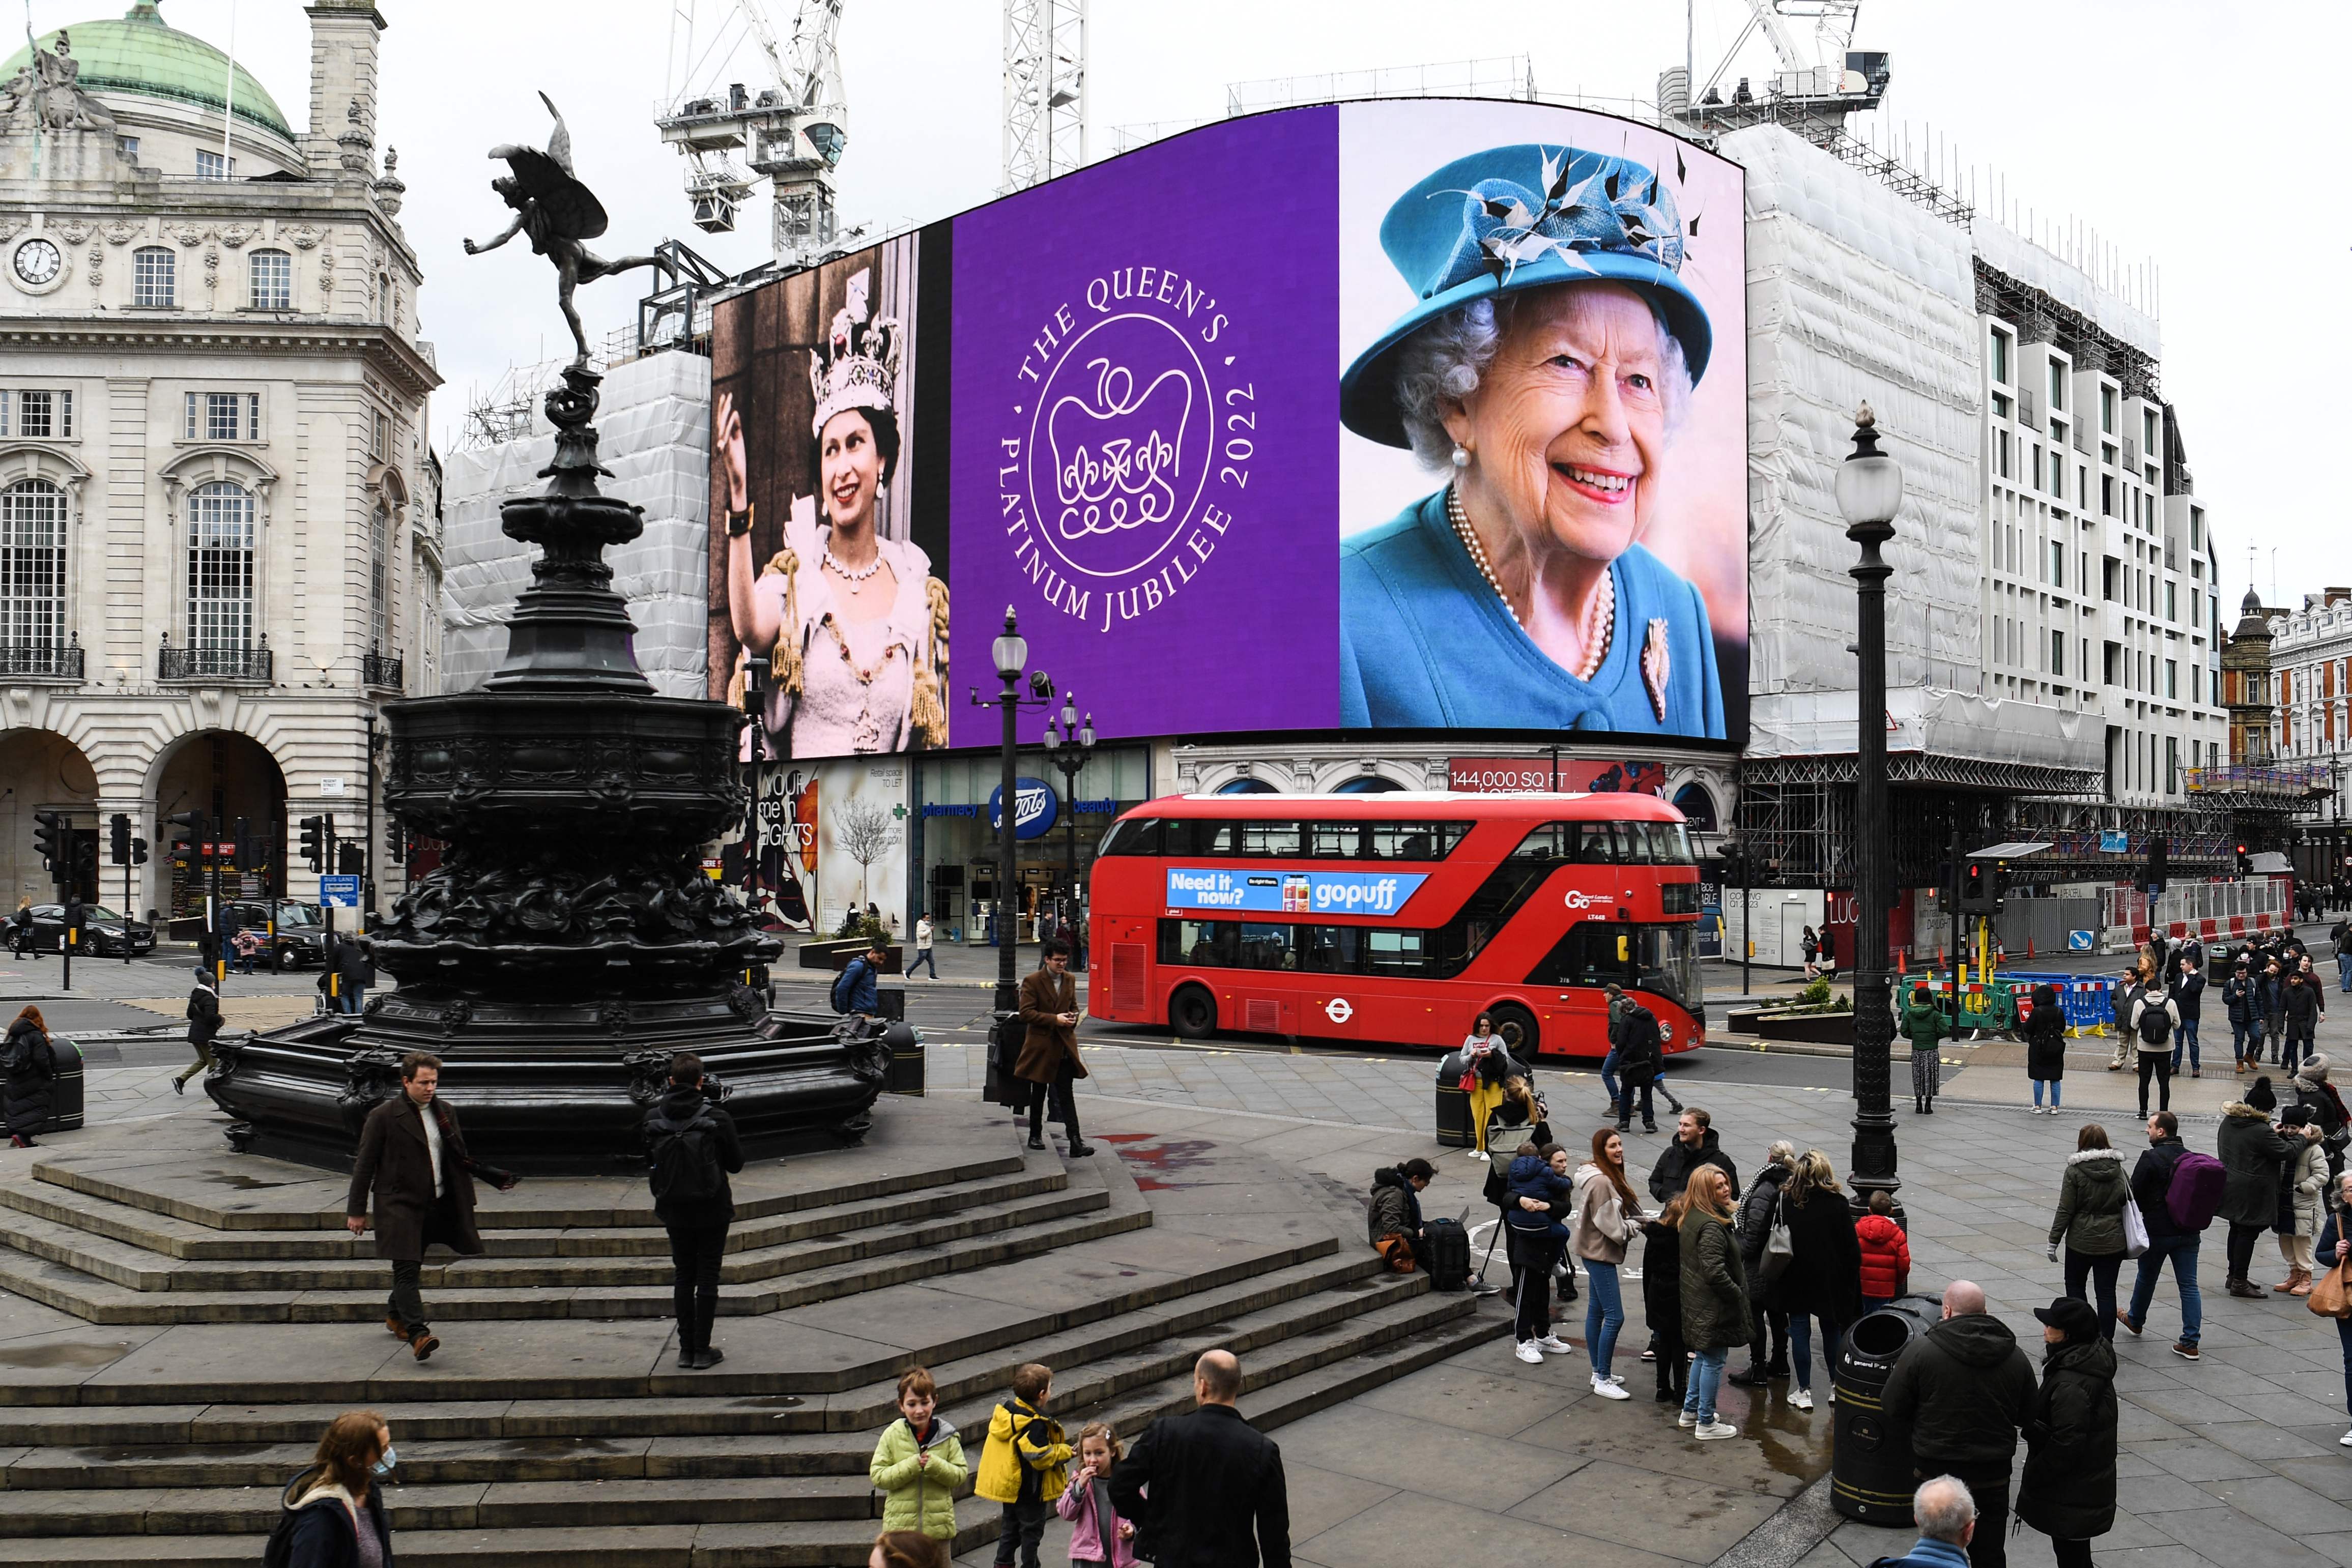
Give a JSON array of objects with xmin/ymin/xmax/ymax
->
[
  {"xmin": 2117, "ymin": 1111, "xmax": 2220, "ymax": 1359},
  {"xmin": 2131, "ymin": 981, "xmax": 2181, "ymax": 1117},
  {"xmin": 175, "ymin": 966, "xmax": 222, "ymax": 1096},
  {"xmin": 832, "ymin": 942, "xmax": 887, "ymax": 1020},
  {"xmin": 1613, "ymin": 996, "xmax": 1663, "ymax": 1136},
  {"xmin": 644, "ymin": 1052, "xmax": 745, "ymax": 1370}
]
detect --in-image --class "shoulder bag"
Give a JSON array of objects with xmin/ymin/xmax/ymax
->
[
  {"xmin": 1759, "ymin": 1193, "xmax": 1795, "ymax": 1284},
  {"xmin": 2119, "ymin": 1194, "xmax": 2149, "ymax": 1259},
  {"xmin": 2309, "ymin": 1260, "xmax": 2352, "ymax": 1320}
]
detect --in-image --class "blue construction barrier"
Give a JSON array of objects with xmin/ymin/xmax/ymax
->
[{"xmin": 1899, "ymin": 972, "xmax": 2116, "ymax": 1035}]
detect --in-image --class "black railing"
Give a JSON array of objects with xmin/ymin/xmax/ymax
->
[
  {"xmin": 0, "ymin": 640, "xmax": 83, "ymax": 680},
  {"xmin": 158, "ymin": 638, "xmax": 271, "ymax": 683},
  {"xmin": 362, "ymin": 648, "xmax": 404, "ymax": 690}
]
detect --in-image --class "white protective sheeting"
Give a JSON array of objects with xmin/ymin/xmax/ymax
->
[
  {"xmin": 1970, "ymin": 218, "xmax": 2159, "ymax": 360},
  {"xmin": 1748, "ymin": 684, "xmax": 2093, "ymax": 772},
  {"xmin": 1725, "ymin": 126, "xmax": 1998, "ymax": 759},
  {"xmin": 439, "ymin": 353, "xmax": 714, "ymax": 698}
]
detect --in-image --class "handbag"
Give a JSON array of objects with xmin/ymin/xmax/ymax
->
[
  {"xmin": 2120, "ymin": 1196, "xmax": 2149, "ymax": 1259},
  {"xmin": 2309, "ymin": 1261, "xmax": 2352, "ymax": 1320},
  {"xmin": 1759, "ymin": 1194, "xmax": 1795, "ymax": 1284}
]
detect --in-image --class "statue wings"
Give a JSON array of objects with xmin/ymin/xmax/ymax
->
[{"xmin": 486, "ymin": 91, "xmax": 609, "ymax": 242}]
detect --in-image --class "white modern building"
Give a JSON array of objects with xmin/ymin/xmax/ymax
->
[{"xmin": 0, "ymin": 0, "xmax": 439, "ymax": 924}]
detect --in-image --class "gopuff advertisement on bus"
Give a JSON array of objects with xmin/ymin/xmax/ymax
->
[{"xmin": 707, "ymin": 99, "xmax": 1748, "ymax": 757}]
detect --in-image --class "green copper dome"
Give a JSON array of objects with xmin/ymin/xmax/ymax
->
[{"xmin": 2, "ymin": 2, "xmax": 296, "ymax": 143}]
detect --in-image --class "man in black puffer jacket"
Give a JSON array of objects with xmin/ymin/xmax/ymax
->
[
  {"xmin": 1882, "ymin": 1280, "xmax": 2037, "ymax": 1568},
  {"xmin": 642, "ymin": 1052, "xmax": 745, "ymax": 1370},
  {"xmin": 1647, "ymin": 1107, "xmax": 1741, "ymax": 1205}
]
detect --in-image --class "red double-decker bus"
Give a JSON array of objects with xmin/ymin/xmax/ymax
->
[{"xmin": 1086, "ymin": 791, "xmax": 1705, "ymax": 1059}]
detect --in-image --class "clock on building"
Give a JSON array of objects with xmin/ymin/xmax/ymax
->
[{"xmin": 12, "ymin": 238, "xmax": 62, "ymax": 286}]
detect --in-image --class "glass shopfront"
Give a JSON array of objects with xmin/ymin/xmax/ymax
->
[{"xmin": 913, "ymin": 746, "xmax": 1151, "ymax": 945}]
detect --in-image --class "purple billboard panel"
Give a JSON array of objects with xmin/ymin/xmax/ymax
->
[{"xmin": 948, "ymin": 107, "xmax": 1340, "ymax": 746}]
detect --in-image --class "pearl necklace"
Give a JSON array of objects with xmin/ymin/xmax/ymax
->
[
  {"xmin": 823, "ymin": 547, "xmax": 884, "ymax": 583},
  {"xmin": 1447, "ymin": 485, "xmax": 1614, "ymax": 681}
]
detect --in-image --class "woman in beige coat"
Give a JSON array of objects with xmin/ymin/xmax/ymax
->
[
  {"xmin": 2277, "ymin": 1107, "xmax": 2327, "ymax": 1295},
  {"xmin": 1571, "ymin": 1127, "xmax": 1646, "ymax": 1402}
]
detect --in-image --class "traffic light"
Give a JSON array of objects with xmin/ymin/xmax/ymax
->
[
  {"xmin": 130, "ymin": 836, "xmax": 148, "ymax": 866},
  {"xmin": 74, "ymin": 837, "xmax": 98, "ymax": 890},
  {"xmin": 232, "ymin": 816, "xmax": 253, "ymax": 869},
  {"xmin": 335, "ymin": 843, "xmax": 363, "ymax": 877},
  {"xmin": 2236, "ymin": 844, "xmax": 2253, "ymax": 877},
  {"xmin": 385, "ymin": 818, "xmax": 407, "ymax": 862},
  {"xmin": 31, "ymin": 811, "xmax": 65, "ymax": 882},
  {"xmin": 108, "ymin": 812, "xmax": 130, "ymax": 866},
  {"xmin": 1959, "ymin": 859, "xmax": 2002, "ymax": 915},
  {"xmin": 167, "ymin": 810, "xmax": 209, "ymax": 865},
  {"xmin": 298, "ymin": 815, "xmax": 328, "ymax": 874}
]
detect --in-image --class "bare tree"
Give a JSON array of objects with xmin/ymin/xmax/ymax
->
[{"xmin": 833, "ymin": 796, "xmax": 902, "ymax": 920}]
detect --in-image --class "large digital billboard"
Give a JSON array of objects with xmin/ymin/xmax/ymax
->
[{"xmin": 708, "ymin": 99, "xmax": 1747, "ymax": 757}]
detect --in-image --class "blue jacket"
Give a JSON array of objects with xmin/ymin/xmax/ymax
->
[
  {"xmin": 841, "ymin": 958, "xmax": 880, "ymax": 1014},
  {"xmin": 1870, "ymin": 1538, "xmax": 1973, "ymax": 1568},
  {"xmin": 1503, "ymin": 1153, "xmax": 1573, "ymax": 1233},
  {"xmin": 1338, "ymin": 491, "xmax": 1726, "ymax": 737}
]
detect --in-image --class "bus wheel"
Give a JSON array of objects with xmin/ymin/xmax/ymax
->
[
  {"xmin": 1169, "ymin": 985, "xmax": 1217, "ymax": 1041},
  {"xmin": 1490, "ymin": 1003, "xmax": 1539, "ymax": 1059}
]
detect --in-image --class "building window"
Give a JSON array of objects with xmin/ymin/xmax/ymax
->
[
  {"xmin": 372, "ymin": 412, "xmax": 389, "ymax": 461},
  {"xmin": 2143, "ymin": 409, "xmax": 2159, "ymax": 455},
  {"xmin": 184, "ymin": 391, "xmax": 259, "ymax": 441},
  {"xmin": 195, "ymin": 149, "xmax": 235, "ymax": 181},
  {"xmin": 2050, "ymin": 540, "xmax": 2064, "ymax": 587},
  {"xmin": 2189, "ymin": 506, "xmax": 2202, "ymax": 550},
  {"xmin": 0, "ymin": 390, "xmax": 70, "ymax": 440},
  {"xmin": 2194, "ymin": 663, "xmax": 2202, "ymax": 705},
  {"xmin": 2165, "ymin": 580, "xmax": 2176, "ymax": 622},
  {"xmin": 2166, "ymin": 659, "xmax": 2178, "ymax": 699},
  {"xmin": 1990, "ymin": 328, "xmax": 2011, "ymax": 386},
  {"xmin": 2101, "ymin": 386, "xmax": 2116, "ymax": 434},
  {"xmin": 186, "ymin": 481, "xmax": 255, "ymax": 649},
  {"xmin": 369, "ymin": 504, "xmax": 389, "ymax": 654},
  {"xmin": 2166, "ymin": 735, "xmax": 2179, "ymax": 794},
  {"xmin": 1995, "ymin": 429, "xmax": 2010, "ymax": 479},
  {"xmin": 2101, "ymin": 474, "xmax": 2114, "ymax": 517},
  {"xmin": 2048, "ymin": 360, "xmax": 2066, "ymax": 410},
  {"xmin": 2033, "ymin": 444, "xmax": 2045, "ymax": 493},
  {"xmin": 2051, "ymin": 630, "xmax": 2064, "ymax": 676},
  {"xmin": 133, "ymin": 246, "xmax": 175, "ymax": 307},
  {"xmin": 249, "ymin": 249, "xmax": 292, "ymax": 310},
  {"xmin": 116, "ymin": 134, "xmax": 138, "ymax": 161},
  {"xmin": 0, "ymin": 479, "xmax": 67, "ymax": 652}
]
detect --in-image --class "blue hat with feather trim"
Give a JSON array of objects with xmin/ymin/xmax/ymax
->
[{"xmin": 1340, "ymin": 142, "xmax": 1713, "ymax": 448}]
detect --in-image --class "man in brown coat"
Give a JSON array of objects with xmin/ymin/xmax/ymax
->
[
  {"xmin": 345, "ymin": 1052, "xmax": 515, "ymax": 1360},
  {"xmin": 1016, "ymin": 940, "xmax": 1093, "ymax": 1157}
]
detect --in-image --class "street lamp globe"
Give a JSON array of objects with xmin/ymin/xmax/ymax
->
[
  {"xmin": 991, "ymin": 606, "xmax": 1027, "ymax": 682},
  {"xmin": 1079, "ymin": 711, "xmax": 1096, "ymax": 749},
  {"xmin": 1059, "ymin": 692, "xmax": 1079, "ymax": 734},
  {"xmin": 1834, "ymin": 401, "xmax": 1905, "ymax": 530}
]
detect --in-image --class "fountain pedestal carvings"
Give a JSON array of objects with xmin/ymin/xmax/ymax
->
[{"xmin": 209, "ymin": 367, "xmax": 884, "ymax": 1171}]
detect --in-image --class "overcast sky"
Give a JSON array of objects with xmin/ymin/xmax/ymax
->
[{"xmin": 39, "ymin": 0, "xmax": 2351, "ymax": 617}]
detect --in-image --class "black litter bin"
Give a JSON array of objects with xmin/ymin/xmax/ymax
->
[
  {"xmin": 874, "ymin": 985, "xmax": 906, "ymax": 1024},
  {"xmin": 1434, "ymin": 1051, "xmax": 1471, "ymax": 1148},
  {"xmin": 882, "ymin": 1021, "xmax": 924, "ymax": 1096},
  {"xmin": 1830, "ymin": 1291, "xmax": 1944, "ymax": 1523}
]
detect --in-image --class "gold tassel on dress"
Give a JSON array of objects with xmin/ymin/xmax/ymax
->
[
  {"xmin": 905, "ymin": 575, "xmax": 952, "ymax": 747},
  {"xmin": 763, "ymin": 546, "xmax": 805, "ymax": 699}
]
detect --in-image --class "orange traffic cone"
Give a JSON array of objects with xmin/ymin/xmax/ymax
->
[{"xmin": 1897, "ymin": 950, "xmax": 1908, "ymax": 976}]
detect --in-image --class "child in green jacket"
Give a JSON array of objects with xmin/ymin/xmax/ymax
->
[{"xmin": 869, "ymin": 1366, "xmax": 967, "ymax": 1543}]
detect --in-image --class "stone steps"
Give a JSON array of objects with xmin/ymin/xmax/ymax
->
[
  {"xmin": 0, "ymin": 1178, "xmax": 1105, "ymax": 1291},
  {"xmin": 0, "ymin": 1159, "xmax": 1059, "ymax": 1261}
]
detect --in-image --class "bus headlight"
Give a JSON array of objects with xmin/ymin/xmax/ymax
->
[{"xmin": 1659, "ymin": 1023, "xmax": 1674, "ymax": 1044}]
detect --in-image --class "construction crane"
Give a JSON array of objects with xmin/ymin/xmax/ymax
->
[
  {"xmin": 655, "ymin": 0, "xmax": 848, "ymax": 267},
  {"xmin": 1001, "ymin": 0, "xmax": 1085, "ymax": 193},
  {"xmin": 1668, "ymin": 0, "xmax": 1889, "ymax": 129}
]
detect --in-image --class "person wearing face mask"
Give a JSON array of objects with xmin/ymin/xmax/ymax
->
[{"xmin": 269, "ymin": 1409, "xmax": 397, "ymax": 1567}]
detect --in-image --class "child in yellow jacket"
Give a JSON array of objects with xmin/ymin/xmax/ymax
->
[{"xmin": 973, "ymin": 1362, "xmax": 1071, "ymax": 1568}]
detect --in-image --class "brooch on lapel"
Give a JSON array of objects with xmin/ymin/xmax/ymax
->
[{"xmin": 1642, "ymin": 619, "xmax": 1671, "ymax": 721}]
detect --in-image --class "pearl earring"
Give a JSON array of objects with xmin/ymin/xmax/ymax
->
[{"xmin": 1450, "ymin": 444, "xmax": 1471, "ymax": 469}]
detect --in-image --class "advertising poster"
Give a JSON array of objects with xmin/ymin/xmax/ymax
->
[
  {"xmin": 721, "ymin": 766, "xmax": 819, "ymax": 932},
  {"xmin": 814, "ymin": 758, "xmax": 907, "ymax": 935},
  {"xmin": 709, "ymin": 100, "xmax": 1747, "ymax": 753}
]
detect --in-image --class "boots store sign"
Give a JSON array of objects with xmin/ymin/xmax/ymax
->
[{"xmin": 987, "ymin": 778, "xmax": 1059, "ymax": 841}]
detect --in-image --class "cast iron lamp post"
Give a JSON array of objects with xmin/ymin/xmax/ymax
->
[
  {"xmin": 1834, "ymin": 402, "xmax": 1905, "ymax": 1205},
  {"xmin": 972, "ymin": 608, "xmax": 1052, "ymax": 1017},
  {"xmin": 1044, "ymin": 693, "xmax": 1096, "ymax": 968}
]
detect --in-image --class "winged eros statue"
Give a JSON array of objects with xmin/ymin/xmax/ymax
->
[{"xmin": 466, "ymin": 92, "xmax": 659, "ymax": 368}]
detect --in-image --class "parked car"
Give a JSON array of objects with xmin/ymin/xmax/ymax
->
[
  {"xmin": 14, "ymin": 904, "xmax": 154, "ymax": 957},
  {"xmin": 220, "ymin": 902, "xmax": 329, "ymax": 969}
]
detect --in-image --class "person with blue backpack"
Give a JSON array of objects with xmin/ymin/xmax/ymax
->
[
  {"xmin": 1504, "ymin": 1140, "xmax": 1575, "ymax": 1364},
  {"xmin": 643, "ymin": 1051, "xmax": 745, "ymax": 1369}
]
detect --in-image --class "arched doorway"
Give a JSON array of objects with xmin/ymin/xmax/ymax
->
[
  {"xmin": 150, "ymin": 731, "xmax": 289, "ymax": 930},
  {"xmin": 0, "ymin": 730, "xmax": 98, "ymax": 907},
  {"xmin": 1672, "ymin": 782, "xmax": 1720, "ymax": 832}
]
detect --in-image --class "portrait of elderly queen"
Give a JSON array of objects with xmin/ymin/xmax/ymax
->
[{"xmin": 1339, "ymin": 141, "xmax": 1728, "ymax": 739}]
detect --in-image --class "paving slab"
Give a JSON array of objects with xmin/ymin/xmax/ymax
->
[{"xmin": 1506, "ymin": 1456, "xmax": 1787, "ymax": 1562}]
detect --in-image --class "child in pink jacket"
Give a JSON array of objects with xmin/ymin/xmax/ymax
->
[{"xmin": 1054, "ymin": 1420, "xmax": 1136, "ymax": 1568}]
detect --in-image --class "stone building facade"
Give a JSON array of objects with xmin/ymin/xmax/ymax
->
[{"xmin": 0, "ymin": 1, "xmax": 438, "ymax": 924}]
